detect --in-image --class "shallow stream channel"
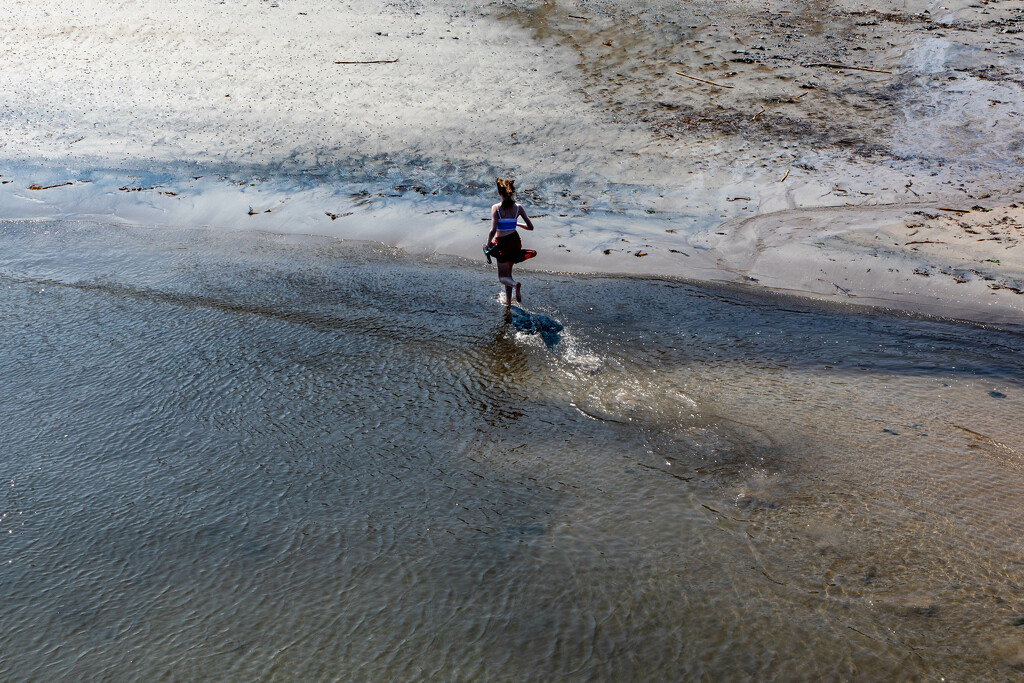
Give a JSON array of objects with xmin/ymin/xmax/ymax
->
[{"xmin": 1, "ymin": 220, "xmax": 1022, "ymax": 680}]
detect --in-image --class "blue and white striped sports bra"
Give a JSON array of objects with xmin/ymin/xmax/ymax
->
[{"xmin": 495, "ymin": 203, "xmax": 519, "ymax": 235}]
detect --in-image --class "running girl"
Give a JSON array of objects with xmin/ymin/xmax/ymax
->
[{"xmin": 486, "ymin": 177, "xmax": 536, "ymax": 304}]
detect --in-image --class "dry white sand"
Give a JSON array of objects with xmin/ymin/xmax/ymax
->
[{"xmin": 1, "ymin": 0, "xmax": 1023, "ymax": 322}]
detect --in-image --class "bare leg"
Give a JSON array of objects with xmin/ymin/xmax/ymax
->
[
  {"xmin": 511, "ymin": 263, "xmax": 522, "ymax": 303},
  {"xmin": 497, "ymin": 261, "xmax": 517, "ymax": 305}
]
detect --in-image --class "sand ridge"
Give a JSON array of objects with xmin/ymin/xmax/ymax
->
[{"xmin": 710, "ymin": 201, "xmax": 1024, "ymax": 323}]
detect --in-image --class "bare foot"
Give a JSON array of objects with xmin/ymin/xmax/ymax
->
[{"xmin": 514, "ymin": 282, "xmax": 522, "ymax": 303}]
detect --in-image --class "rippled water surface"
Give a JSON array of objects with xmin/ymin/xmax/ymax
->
[{"xmin": 1, "ymin": 220, "xmax": 1023, "ymax": 681}]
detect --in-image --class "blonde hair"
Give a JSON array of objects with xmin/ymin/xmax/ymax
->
[{"xmin": 495, "ymin": 177, "xmax": 516, "ymax": 202}]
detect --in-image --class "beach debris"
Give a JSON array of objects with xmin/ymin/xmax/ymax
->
[
  {"xmin": 801, "ymin": 62, "xmax": 892, "ymax": 74},
  {"xmin": 939, "ymin": 207, "xmax": 971, "ymax": 213},
  {"xmin": 765, "ymin": 92, "xmax": 808, "ymax": 104},
  {"xmin": 779, "ymin": 168, "xmax": 790, "ymax": 182},
  {"xmin": 333, "ymin": 58, "xmax": 399, "ymax": 64},
  {"xmin": 28, "ymin": 182, "xmax": 73, "ymax": 190},
  {"xmin": 675, "ymin": 71, "xmax": 734, "ymax": 89},
  {"xmin": 634, "ymin": 250, "xmax": 648, "ymax": 257},
  {"xmin": 325, "ymin": 212, "xmax": 353, "ymax": 220},
  {"xmin": 727, "ymin": 197, "xmax": 751, "ymax": 202},
  {"xmin": 603, "ymin": 249, "xmax": 611, "ymax": 254},
  {"xmin": 752, "ymin": 106, "xmax": 766, "ymax": 120}
]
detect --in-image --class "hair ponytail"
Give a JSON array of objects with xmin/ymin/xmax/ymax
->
[{"xmin": 496, "ymin": 177, "xmax": 516, "ymax": 202}]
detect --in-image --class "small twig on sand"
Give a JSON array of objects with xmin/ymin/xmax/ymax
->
[
  {"xmin": 676, "ymin": 71, "xmax": 734, "ymax": 89},
  {"xmin": 752, "ymin": 106, "xmax": 766, "ymax": 120},
  {"xmin": 28, "ymin": 182, "xmax": 73, "ymax": 190},
  {"xmin": 779, "ymin": 168, "xmax": 790, "ymax": 182},
  {"xmin": 784, "ymin": 92, "xmax": 807, "ymax": 102},
  {"xmin": 801, "ymin": 62, "xmax": 892, "ymax": 74},
  {"xmin": 568, "ymin": 14, "xmax": 588, "ymax": 20},
  {"xmin": 727, "ymin": 197, "xmax": 751, "ymax": 202},
  {"xmin": 833, "ymin": 282, "xmax": 852, "ymax": 295},
  {"xmin": 939, "ymin": 207, "xmax": 971, "ymax": 213},
  {"xmin": 333, "ymin": 58, "xmax": 399, "ymax": 64}
]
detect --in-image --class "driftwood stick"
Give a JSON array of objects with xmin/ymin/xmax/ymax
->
[
  {"xmin": 333, "ymin": 58, "xmax": 400, "ymax": 64},
  {"xmin": 801, "ymin": 62, "xmax": 892, "ymax": 74},
  {"xmin": 939, "ymin": 207, "xmax": 971, "ymax": 213},
  {"xmin": 675, "ymin": 71, "xmax": 734, "ymax": 89},
  {"xmin": 28, "ymin": 182, "xmax": 73, "ymax": 190},
  {"xmin": 779, "ymin": 168, "xmax": 790, "ymax": 183},
  {"xmin": 752, "ymin": 106, "xmax": 766, "ymax": 120}
]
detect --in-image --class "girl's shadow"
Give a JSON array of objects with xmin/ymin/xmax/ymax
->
[{"xmin": 505, "ymin": 306, "xmax": 563, "ymax": 349}]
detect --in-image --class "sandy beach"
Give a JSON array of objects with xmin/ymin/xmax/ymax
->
[
  {"xmin": 2, "ymin": 0, "xmax": 1023, "ymax": 322},
  {"xmin": 4, "ymin": 3, "xmax": 1024, "ymax": 679}
]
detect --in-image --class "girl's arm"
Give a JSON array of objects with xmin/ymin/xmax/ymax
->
[
  {"xmin": 488, "ymin": 205, "xmax": 499, "ymax": 243},
  {"xmin": 518, "ymin": 206, "xmax": 535, "ymax": 231}
]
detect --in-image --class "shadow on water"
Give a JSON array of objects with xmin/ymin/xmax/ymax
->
[{"xmin": 505, "ymin": 305, "xmax": 563, "ymax": 349}]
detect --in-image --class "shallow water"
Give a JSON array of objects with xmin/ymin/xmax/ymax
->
[{"xmin": 1, "ymin": 220, "xmax": 1023, "ymax": 681}]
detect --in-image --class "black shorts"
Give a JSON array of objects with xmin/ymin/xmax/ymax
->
[{"xmin": 493, "ymin": 232, "xmax": 536, "ymax": 264}]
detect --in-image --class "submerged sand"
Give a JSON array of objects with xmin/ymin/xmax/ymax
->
[{"xmin": 1, "ymin": 0, "xmax": 1023, "ymax": 322}]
